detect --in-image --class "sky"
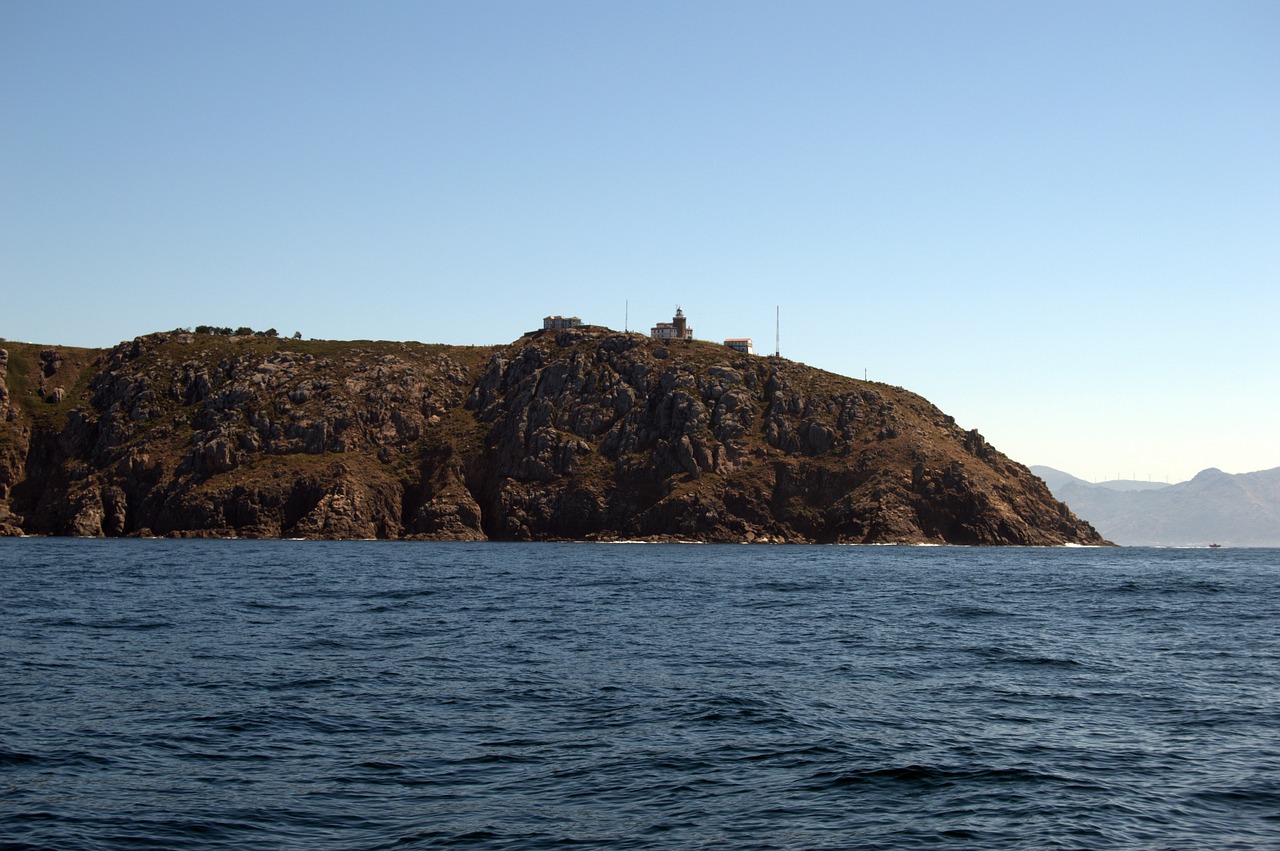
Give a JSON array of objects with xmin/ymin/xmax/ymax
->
[{"xmin": 2, "ymin": 0, "xmax": 1277, "ymax": 484}]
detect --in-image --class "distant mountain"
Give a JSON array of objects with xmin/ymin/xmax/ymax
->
[
  {"xmin": 1030, "ymin": 466, "xmax": 1171, "ymax": 493},
  {"xmin": 1031, "ymin": 465, "xmax": 1280, "ymax": 547},
  {"xmin": 1029, "ymin": 466, "xmax": 1087, "ymax": 492}
]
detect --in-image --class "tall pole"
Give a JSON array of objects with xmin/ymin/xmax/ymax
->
[
  {"xmin": 775, "ymin": 306, "xmax": 780, "ymax": 358},
  {"xmin": 625, "ymin": 300, "xmax": 628, "ymax": 333}
]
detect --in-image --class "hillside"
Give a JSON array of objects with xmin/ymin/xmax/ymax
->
[
  {"xmin": 1030, "ymin": 467, "xmax": 1171, "ymax": 493},
  {"xmin": 0, "ymin": 328, "xmax": 1105, "ymax": 544},
  {"xmin": 1033, "ymin": 465, "xmax": 1280, "ymax": 547}
]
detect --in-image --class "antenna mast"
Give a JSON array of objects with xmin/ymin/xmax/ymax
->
[{"xmin": 775, "ymin": 306, "xmax": 780, "ymax": 357}]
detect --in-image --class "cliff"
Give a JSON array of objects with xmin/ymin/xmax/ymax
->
[{"xmin": 0, "ymin": 328, "xmax": 1105, "ymax": 545}]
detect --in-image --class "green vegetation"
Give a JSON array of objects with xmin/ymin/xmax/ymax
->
[
  {"xmin": 4, "ymin": 349, "xmax": 33, "ymax": 400},
  {"xmin": 194, "ymin": 325, "xmax": 279, "ymax": 337}
]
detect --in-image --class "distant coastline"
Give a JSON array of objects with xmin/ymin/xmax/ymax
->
[{"xmin": 1032, "ymin": 465, "xmax": 1280, "ymax": 547}]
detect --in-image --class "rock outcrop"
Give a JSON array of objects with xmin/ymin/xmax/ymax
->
[{"xmin": 0, "ymin": 328, "xmax": 1105, "ymax": 544}]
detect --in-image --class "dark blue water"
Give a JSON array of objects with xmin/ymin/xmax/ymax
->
[{"xmin": 2, "ymin": 541, "xmax": 1278, "ymax": 849}]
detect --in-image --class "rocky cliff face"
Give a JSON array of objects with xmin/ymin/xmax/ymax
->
[{"xmin": 0, "ymin": 328, "xmax": 1105, "ymax": 544}]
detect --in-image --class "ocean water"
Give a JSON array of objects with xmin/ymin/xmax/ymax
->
[{"xmin": 1, "ymin": 541, "xmax": 1277, "ymax": 850}]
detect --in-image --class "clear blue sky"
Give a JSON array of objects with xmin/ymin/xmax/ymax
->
[{"xmin": 3, "ymin": 0, "xmax": 1277, "ymax": 483}]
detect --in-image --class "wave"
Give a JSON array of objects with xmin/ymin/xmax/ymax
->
[
  {"xmin": 805, "ymin": 762, "xmax": 1068, "ymax": 791},
  {"xmin": 3, "ymin": 540, "xmax": 1276, "ymax": 850}
]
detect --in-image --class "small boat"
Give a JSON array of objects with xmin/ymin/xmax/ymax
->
[{"xmin": 1208, "ymin": 543, "xmax": 1222, "ymax": 548}]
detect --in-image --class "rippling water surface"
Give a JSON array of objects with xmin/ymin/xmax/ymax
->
[{"xmin": 2, "ymin": 540, "xmax": 1278, "ymax": 849}]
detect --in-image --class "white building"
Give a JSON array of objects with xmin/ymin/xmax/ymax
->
[
  {"xmin": 723, "ymin": 338, "xmax": 754, "ymax": 355},
  {"xmin": 651, "ymin": 308, "xmax": 693, "ymax": 341},
  {"xmin": 543, "ymin": 315, "xmax": 582, "ymax": 330}
]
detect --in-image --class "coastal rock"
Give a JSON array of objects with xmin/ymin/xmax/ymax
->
[
  {"xmin": 290, "ymin": 475, "xmax": 399, "ymax": 539},
  {"xmin": 0, "ymin": 329, "xmax": 1106, "ymax": 545},
  {"xmin": 41, "ymin": 350, "xmax": 63, "ymax": 377}
]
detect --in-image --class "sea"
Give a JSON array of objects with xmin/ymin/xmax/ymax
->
[{"xmin": 1, "ymin": 540, "xmax": 1277, "ymax": 850}]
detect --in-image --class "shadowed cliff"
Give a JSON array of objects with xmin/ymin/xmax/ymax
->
[{"xmin": 0, "ymin": 328, "xmax": 1106, "ymax": 544}]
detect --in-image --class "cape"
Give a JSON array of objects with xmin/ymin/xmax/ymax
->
[{"xmin": 0, "ymin": 327, "xmax": 1106, "ymax": 545}]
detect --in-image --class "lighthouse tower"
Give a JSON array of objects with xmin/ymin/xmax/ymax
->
[{"xmin": 650, "ymin": 307, "xmax": 694, "ymax": 341}]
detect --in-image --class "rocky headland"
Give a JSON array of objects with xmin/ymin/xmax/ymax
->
[{"xmin": 0, "ymin": 327, "xmax": 1105, "ymax": 544}]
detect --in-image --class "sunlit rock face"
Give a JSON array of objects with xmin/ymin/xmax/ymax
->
[{"xmin": 0, "ymin": 328, "xmax": 1105, "ymax": 545}]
